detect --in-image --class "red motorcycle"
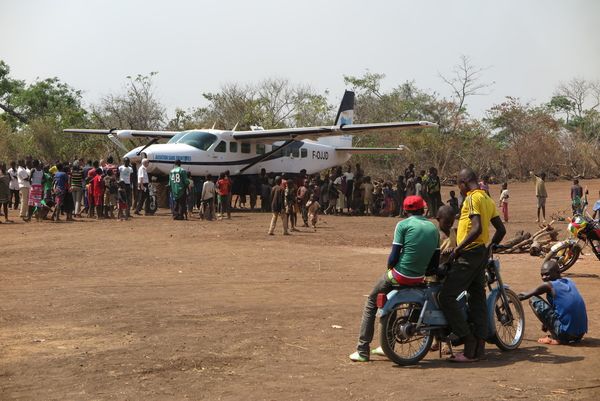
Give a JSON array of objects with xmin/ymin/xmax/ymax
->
[{"xmin": 544, "ymin": 214, "xmax": 600, "ymax": 273}]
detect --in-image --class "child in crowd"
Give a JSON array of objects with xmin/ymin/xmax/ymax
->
[
  {"xmin": 285, "ymin": 179, "xmax": 298, "ymax": 231},
  {"xmin": 447, "ymin": 190, "xmax": 459, "ymax": 217},
  {"xmin": 499, "ymin": 182, "xmax": 509, "ymax": 222},
  {"xmin": 92, "ymin": 168, "xmax": 105, "ymax": 219},
  {"xmin": 360, "ymin": 176, "xmax": 374, "ymax": 216},
  {"xmin": 103, "ymin": 169, "xmax": 117, "ymax": 219},
  {"xmin": 117, "ymin": 180, "xmax": 128, "ymax": 221},
  {"xmin": 305, "ymin": 193, "xmax": 320, "ymax": 231},
  {"xmin": 429, "ymin": 205, "xmax": 457, "ymax": 353}
]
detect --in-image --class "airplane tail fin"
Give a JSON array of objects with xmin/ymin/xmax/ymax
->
[
  {"xmin": 334, "ymin": 90, "xmax": 354, "ymax": 126},
  {"xmin": 317, "ymin": 90, "xmax": 355, "ymax": 148}
]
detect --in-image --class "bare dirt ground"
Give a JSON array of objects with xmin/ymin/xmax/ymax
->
[{"xmin": 2, "ymin": 179, "xmax": 600, "ymax": 401}]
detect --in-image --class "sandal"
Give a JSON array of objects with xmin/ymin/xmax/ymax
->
[{"xmin": 447, "ymin": 352, "xmax": 479, "ymax": 363}]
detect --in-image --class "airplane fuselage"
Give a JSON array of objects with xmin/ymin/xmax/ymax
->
[{"xmin": 124, "ymin": 129, "xmax": 353, "ymax": 177}]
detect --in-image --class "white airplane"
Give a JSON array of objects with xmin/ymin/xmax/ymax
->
[{"xmin": 64, "ymin": 91, "xmax": 436, "ymax": 177}]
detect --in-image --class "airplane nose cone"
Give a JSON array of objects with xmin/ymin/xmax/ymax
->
[{"xmin": 124, "ymin": 148, "xmax": 143, "ymax": 164}]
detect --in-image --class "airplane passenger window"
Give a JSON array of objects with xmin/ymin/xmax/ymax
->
[
  {"xmin": 229, "ymin": 142, "xmax": 238, "ymax": 152},
  {"xmin": 292, "ymin": 148, "xmax": 300, "ymax": 158},
  {"xmin": 215, "ymin": 141, "xmax": 226, "ymax": 152},
  {"xmin": 256, "ymin": 144, "xmax": 265, "ymax": 154},
  {"xmin": 301, "ymin": 148, "xmax": 307, "ymax": 158},
  {"xmin": 284, "ymin": 148, "xmax": 292, "ymax": 157},
  {"xmin": 241, "ymin": 143, "xmax": 251, "ymax": 153}
]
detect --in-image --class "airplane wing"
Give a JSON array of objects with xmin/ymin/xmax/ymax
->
[
  {"xmin": 232, "ymin": 121, "xmax": 436, "ymax": 143},
  {"xmin": 63, "ymin": 129, "xmax": 179, "ymax": 139},
  {"xmin": 334, "ymin": 146, "xmax": 408, "ymax": 154}
]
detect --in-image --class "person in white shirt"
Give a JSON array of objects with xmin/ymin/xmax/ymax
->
[
  {"xmin": 135, "ymin": 158, "xmax": 150, "ymax": 215},
  {"xmin": 118, "ymin": 157, "xmax": 134, "ymax": 218},
  {"xmin": 16, "ymin": 159, "xmax": 31, "ymax": 219},
  {"xmin": 7, "ymin": 161, "xmax": 19, "ymax": 210},
  {"xmin": 499, "ymin": 182, "xmax": 509, "ymax": 223},
  {"xmin": 201, "ymin": 174, "xmax": 216, "ymax": 220}
]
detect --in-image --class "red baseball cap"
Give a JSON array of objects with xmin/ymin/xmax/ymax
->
[{"xmin": 403, "ymin": 195, "xmax": 426, "ymax": 211}]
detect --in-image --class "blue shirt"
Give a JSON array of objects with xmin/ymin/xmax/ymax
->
[
  {"xmin": 548, "ymin": 278, "xmax": 588, "ymax": 336},
  {"xmin": 54, "ymin": 171, "xmax": 68, "ymax": 191}
]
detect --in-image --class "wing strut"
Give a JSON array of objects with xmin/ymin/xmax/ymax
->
[
  {"xmin": 237, "ymin": 139, "xmax": 295, "ymax": 174},
  {"xmin": 136, "ymin": 137, "xmax": 161, "ymax": 156}
]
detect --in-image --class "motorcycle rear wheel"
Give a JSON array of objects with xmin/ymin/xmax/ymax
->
[
  {"xmin": 490, "ymin": 289, "xmax": 525, "ymax": 351},
  {"xmin": 380, "ymin": 303, "xmax": 433, "ymax": 365}
]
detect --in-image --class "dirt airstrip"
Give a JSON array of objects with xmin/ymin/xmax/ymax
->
[{"xmin": 2, "ymin": 179, "xmax": 600, "ymax": 400}]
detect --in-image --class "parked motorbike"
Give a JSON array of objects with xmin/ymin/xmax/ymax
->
[
  {"xmin": 543, "ymin": 214, "xmax": 600, "ymax": 273},
  {"xmin": 377, "ymin": 247, "xmax": 524, "ymax": 366}
]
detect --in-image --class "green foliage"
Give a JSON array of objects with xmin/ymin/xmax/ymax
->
[{"xmin": 0, "ymin": 60, "xmax": 87, "ymax": 129}]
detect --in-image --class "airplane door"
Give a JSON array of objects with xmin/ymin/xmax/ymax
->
[{"xmin": 213, "ymin": 140, "xmax": 227, "ymax": 160}]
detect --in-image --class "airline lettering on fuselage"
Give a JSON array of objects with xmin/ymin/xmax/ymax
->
[
  {"xmin": 155, "ymin": 154, "xmax": 192, "ymax": 162},
  {"xmin": 312, "ymin": 150, "xmax": 329, "ymax": 160}
]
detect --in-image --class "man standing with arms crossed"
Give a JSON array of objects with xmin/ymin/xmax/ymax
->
[
  {"xmin": 440, "ymin": 168, "xmax": 506, "ymax": 362},
  {"xmin": 135, "ymin": 158, "xmax": 149, "ymax": 215}
]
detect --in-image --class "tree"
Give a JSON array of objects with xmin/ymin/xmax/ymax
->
[
  {"xmin": 487, "ymin": 97, "xmax": 562, "ymax": 178},
  {"xmin": 554, "ymin": 78, "xmax": 600, "ymax": 119},
  {"xmin": 0, "ymin": 59, "xmax": 87, "ymax": 129},
  {"xmin": 189, "ymin": 79, "xmax": 333, "ymax": 131},
  {"xmin": 92, "ymin": 72, "xmax": 165, "ymax": 130},
  {"xmin": 439, "ymin": 55, "xmax": 494, "ymax": 130}
]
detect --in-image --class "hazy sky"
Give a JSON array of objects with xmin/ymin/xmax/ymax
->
[{"xmin": 1, "ymin": 0, "xmax": 599, "ymax": 120}]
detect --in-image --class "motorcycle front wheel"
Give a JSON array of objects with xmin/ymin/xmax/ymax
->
[
  {"xmin": 148, "ymin": 196, "xmax": 158, "ymax": 214},
  {"xmin": 379, "ymin": 303, "xmax": 433, "ymax": 365},
  {"xmin": 490, "ymin": 289, "xmax": 525, "ymax": 351},
  {"xmin": 543, "ymin": 243, "xmax": 581, "ymax": 273}
]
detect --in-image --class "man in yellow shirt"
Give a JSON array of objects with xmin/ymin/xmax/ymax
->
[{"xmin": 440, "ymin": 168, "xmax": 506, "ymax": 362}]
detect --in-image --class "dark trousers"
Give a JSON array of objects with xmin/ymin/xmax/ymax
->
[
  {"xmin": 174, "ymin": 196, "xmax": 186, "ymax": 219},
  {"xmin": 529, "ymin": 296, "xmax": 584, "ymax": 343},
  {"xmin": 439, "ymin": 246, "xmax": 488, "ymax": 339},
  {"xmin": 356, "ymin": 273, "xmax": 395, "ymax": 358},
  {"xmin": 136, "ymin": 184, "xmax": 149, "ymax": 213},
  {"xmin": 9, "ymin": 189, "xmax": 20, "ymax": 210},
  {"xmin": 124, "ymin": 184, "xmax": 132, "ymax": 217}
]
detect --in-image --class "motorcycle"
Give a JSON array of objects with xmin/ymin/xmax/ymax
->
[
  {"xmin": 147, "ymin": 182, "xmax": 159, "ymax": 214},
  {"xmin": 543, "ymin": 214, "xmax": 600, "ymax": 273},
  {"xmin": 377, "ymin": 247, "xmax": 525, "ymax": 365}
]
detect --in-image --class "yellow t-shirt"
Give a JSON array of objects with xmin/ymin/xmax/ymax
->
[{"xmin": 457, "ymin": 189, "xmax": 499, "ymax": 250}]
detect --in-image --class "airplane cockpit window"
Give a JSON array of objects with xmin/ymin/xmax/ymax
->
[
  {"xmin": 168, "ymin": 131, "xmax": 217, "ymax": 151},
  {"xmin": 215, "ymin": 140, "xmax": 227, "ymax": 153}
]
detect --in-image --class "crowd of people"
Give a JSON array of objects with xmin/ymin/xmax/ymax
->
[
  {"xmin": 1, "ymin": 155, "xmax": 598, "ymax": 229},
  {"xmin": 0, "ymin": 156, "xmax": 456, "ymax": 227}
]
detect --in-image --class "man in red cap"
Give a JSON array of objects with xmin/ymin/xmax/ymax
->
[{"xmin": 350, "ymin": 195, "xmax": 439, "ymax": 362}]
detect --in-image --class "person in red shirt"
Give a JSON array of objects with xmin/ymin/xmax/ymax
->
[
  {"xmin": 216, "ymin": 172, "xmax": 231, "ymax": 219},
  {"xmin": 91, "ymin": 168, "xmax": 105, "ymax": 219}
]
